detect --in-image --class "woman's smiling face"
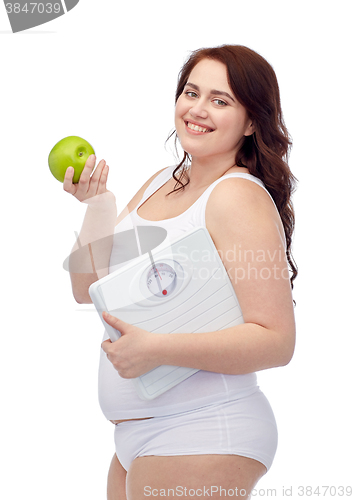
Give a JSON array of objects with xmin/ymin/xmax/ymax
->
[{"xmin": 175, "ymin": 58, "xmax": 254, "ymax": 164}]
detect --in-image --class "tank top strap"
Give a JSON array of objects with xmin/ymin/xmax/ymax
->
[
  {"xmin": 211, "ymin": 172, "xmax": 269, "ymax": 192},
  {"xmin": 138, "ymin": 165, "xmax": 176, "ymax": 206}
]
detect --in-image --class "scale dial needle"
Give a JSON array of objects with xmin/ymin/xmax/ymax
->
[{"xmin": 148, "ymin": 251, "xmax": 163, "ymax": 294}]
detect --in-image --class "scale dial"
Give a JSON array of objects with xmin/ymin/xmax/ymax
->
[{"xmin": 146, "ymin": 262, "xmax": 177, "ymax": 297}]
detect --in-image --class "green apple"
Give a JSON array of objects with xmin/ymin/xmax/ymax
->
[{"xmin": 48, "ymin": 136, "xmax": 95, "ymax": 183}]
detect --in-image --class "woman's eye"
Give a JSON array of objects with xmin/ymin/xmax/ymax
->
[
  {"xmin": 185, "ymin": 91, "xmax": 198, "ymax": 98},
  {"xmin": 213, "ymin": 98, "xmax": 227, "ymax": 106}
]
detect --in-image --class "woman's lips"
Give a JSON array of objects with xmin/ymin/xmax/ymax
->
[{"xmin": 185, "ymin": 121, "xmax": 214, "ymax": 134}]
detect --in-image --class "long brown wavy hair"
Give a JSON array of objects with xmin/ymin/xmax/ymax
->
[{"xmin": 166, "ymin": 45, "xmax": 298, "ymax": 288}]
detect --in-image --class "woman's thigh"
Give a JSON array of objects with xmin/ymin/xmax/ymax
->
[
  {"xmin": 126, "ymin": 454, "xmax": 266, "ymax": 499},
  {"xmin": 107, "ymin": 454, "xmax": 127, "ymax": 500}
]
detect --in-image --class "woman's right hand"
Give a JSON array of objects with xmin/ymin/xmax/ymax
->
[{"xmin": 63, "ymin": 154, "xmax": 115, "ymax": 207}]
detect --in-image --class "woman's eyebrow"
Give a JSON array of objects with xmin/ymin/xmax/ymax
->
[{"xmin": 185, "ymin": 82, "xmax": 235, "ymax": 102}]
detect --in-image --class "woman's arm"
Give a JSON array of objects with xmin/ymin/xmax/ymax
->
[
  {"xmin": 68, "ymin": 196, "xmax": 117, "ymax": 303},
  {"xmin": 64, "ymin": 156, "xmax": 117, "ymax": 303},
  {"xmin": 157, "ymin": 177, "xmax": 296, "ymax": 374}
]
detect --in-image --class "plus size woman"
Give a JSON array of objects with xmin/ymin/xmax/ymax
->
[{"xmin": 64, "ymin": 45, "xmax": 297, "ymax": 499}]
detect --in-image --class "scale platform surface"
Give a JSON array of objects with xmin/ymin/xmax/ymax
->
[{"xmin": 89, "ymin": 226, "xmax": 244, "ymax": 400}]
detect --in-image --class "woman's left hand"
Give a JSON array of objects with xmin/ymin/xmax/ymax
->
[{"xmin": 101, "ymin": 312, "xmax": 159, "ymax": 378}]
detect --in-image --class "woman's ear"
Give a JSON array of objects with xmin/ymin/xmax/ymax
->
[{"xmin": 244, "ymin": 121, "xmax": 255, "ymax": 137}]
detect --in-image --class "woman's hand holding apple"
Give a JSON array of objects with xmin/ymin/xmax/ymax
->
[{"xmin": 63, "ymin": 154, "xmax": 116, "ymax": 209}]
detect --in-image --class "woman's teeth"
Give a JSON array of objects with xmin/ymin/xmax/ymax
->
[{"xmin": 187, "ymin": 122, "xmax": 212, "ymax": 133}]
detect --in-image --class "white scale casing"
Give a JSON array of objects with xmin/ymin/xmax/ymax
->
[{"xmin": 89, "ymin": 226, "xmax": 244, "ymax": 400}]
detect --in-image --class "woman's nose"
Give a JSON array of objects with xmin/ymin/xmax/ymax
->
[{"xmin": 189, "ymin": 102, "xmax": 208, "ymax": 119}]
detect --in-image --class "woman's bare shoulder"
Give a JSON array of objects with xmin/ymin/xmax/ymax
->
[
  {"xmin": 205, "ymin": 176, "xmax": 284, "ymax": 243},
  {"xmin": 209, "ymin": 176, "xmax": 274, "ymax": 212}
]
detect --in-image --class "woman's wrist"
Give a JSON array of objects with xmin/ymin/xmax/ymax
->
[
  {"xmin": 151, "ymin": 332, "xmax": 169, "ymax": 367},
  {"xmin": 151, "ymin": 331, "xmax": 189, "ymax": 368},
  {"xmin": 84, "ymin": 191, "xmax": 117, "ymax": 212}
]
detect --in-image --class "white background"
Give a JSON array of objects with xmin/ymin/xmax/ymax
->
[{"xmin": 1, "ymin": 0, "xmax": 353, "ymax": 498}]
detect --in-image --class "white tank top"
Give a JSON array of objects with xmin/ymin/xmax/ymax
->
[{"xmin": 98, "ymin": 165, "xmax": 273, "ymax": 420}]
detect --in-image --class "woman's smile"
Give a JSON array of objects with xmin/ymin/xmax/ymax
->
[{"xmin": 185, "ymin": 120, "xmax": 214, "ymax": 134}]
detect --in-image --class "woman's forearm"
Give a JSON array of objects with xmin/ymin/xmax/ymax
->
[
  {"xmin": 154, "ymin": 322, "xmax": 295, "ymax": 375},
  {"xmin": 69, "ymin": 193, "xmax": 117, "ymax": 303}
]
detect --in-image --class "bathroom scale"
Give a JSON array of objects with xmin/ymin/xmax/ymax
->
[{"xmin": 89, "ymin": 226, "xmax": 244, "ymax": 400}]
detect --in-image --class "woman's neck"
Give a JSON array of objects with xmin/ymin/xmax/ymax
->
[{"xmin": 187, "ymin": 156, "xmax": 249, "ymax": 189}]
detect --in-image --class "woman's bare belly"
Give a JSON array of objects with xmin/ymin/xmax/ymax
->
[{"xmin": 110, "ymin": 417, "xmax": 153, "ymax": 425}]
